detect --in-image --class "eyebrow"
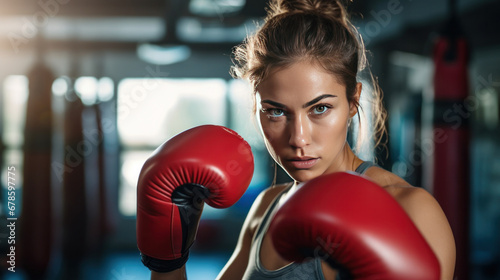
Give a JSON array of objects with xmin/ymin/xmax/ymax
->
[
  {"xmin": 261, "ymin": 94, "xmax": 337, "ymax": 109},
  {"xmin": 302, "ymin": 94, "xmax": 337, "ymax": 108},
  {"xmin": 261, "ymin": 99, "xmax": 286, "ymax": 108}
]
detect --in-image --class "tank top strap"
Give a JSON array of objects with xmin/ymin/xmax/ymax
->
[
  {"xmin": 253, "ymin": 183, "xmax": 293, "ymax": 240},
  {"xmin": 354, "ymin": 161, "xmax": 376, "ymax": 175},
  {"xmin": 244, "ymin": 182, "xmax": 326, "ymax": 280}
]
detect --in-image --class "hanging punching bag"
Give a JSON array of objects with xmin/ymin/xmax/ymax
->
[
  {"xmin": 61, "ymin": 82, "xmax": 87, "ymax": 278},
  {"xmin": 96, "ymin": 88, "xmax": 120, "ymax": 255},
  {"xmin": 80, "ymin": 100, "xmax": 101, "ymax": 259},
  {"xmin": 19, "ymin": 58, "xmax": 56, "ymax": 278},
  {"xmin": 430, "ymin": 1, "xmax": 470, "ymax": 279}
]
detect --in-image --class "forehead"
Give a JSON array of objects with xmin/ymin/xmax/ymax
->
[{"xmin": 256, "ymin": 61, "xmax": 346, "ymax": 102}]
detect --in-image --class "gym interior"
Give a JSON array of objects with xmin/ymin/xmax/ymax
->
[{"xmin": 0, "ymin": 0, "xmax": 499, "ymax": 279}]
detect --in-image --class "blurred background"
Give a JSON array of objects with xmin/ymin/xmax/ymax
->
[{"xmin": 0, "ymin": 0, "xmax": 499, "ymax": 279}]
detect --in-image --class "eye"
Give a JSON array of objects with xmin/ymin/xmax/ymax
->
[
  {"xmin": 262, "ymin": 108, "xmax": 285, "ymax": 119},
  {"xmin": 311, "ymin": 104, "xmax": 332, "ymax": 115},
  {"xmin": 269, "ymin": 108, "xmax": 285, "ymax": 117}
]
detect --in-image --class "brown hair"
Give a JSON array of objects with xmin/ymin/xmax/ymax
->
[{"xmin": 231, "ymin": 0, "xmax": 387, "ymax": 153}]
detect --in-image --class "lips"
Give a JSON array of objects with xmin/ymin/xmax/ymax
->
[{"xmin": 287, "ymin": 157, "xmax": 319, "ymax": 169}]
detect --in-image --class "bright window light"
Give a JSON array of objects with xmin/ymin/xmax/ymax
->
[
  {"xmin": 75, "ymin": 76, "xmax": 98, "ymax": 106},
  {"xmin": 117, "ymin": 78, "xmax": 227, "ymax": 147},
  {"xmin": 228, "ymin": 79, "xmax": 271, "ymax": 190},
  {"xmin": 2, "ymin": 75, "xmax": 29, "ymax": 147},
  {"xmin": 52, "ymin": 76, "xmax": 70, "ymax": 97},
  {"xmin": 137, "ymin": 44, "xmax": 191, "ymax": 65},
  {"xmin": 117, "ymin": 78, "xmax": 227, "ymax": 216},
  {"xmin": 119, "ymin": 150, "xmax": 152, "ymax": 217},
  {"xmin": 97, "ymin": 77, "xmax": 114, "ymax": 102},
  {"xmin": 189, "ymin": 0, "xmax": 246, "ymax": 16}
]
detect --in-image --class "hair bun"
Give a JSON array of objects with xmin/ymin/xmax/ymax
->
[{"xmin": 268, "ymin": 0, "xmax": 349, "ymax": 24}]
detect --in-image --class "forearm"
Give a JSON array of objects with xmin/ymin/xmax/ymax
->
[{"xmin": 151, "ymin": 265, "xmax": 187, "ymax": 280}]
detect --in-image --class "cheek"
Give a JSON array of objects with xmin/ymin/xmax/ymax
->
[
  {"xmin": 316, "ymin": 108, "xmax": 350, "ymax": 141},
  {"xmin": 259, "ymin": 114, "xmax": 279, "ymax": 140},
  {"xmin": 259, "ymin": 116, "xmax": 285, "ymax": 152},
  {"xmin": 326, "ymin": 113, "xmax": 349, "ymax": 131},
  {"xmin": 261, "ymin": 125, "xmax": 280, "ymax": 150},
  {"xmin": 259, "ymin": 120, "xmax": 281, "ymax": 163}
]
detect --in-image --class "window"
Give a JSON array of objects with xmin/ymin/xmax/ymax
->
[
  {"xmin": 117, "ymin": 78, "xmax": 271, "ymax": 217},
  {"xmin": 1, "ymin": 75, "xmax": 29, "ymax": 216}
]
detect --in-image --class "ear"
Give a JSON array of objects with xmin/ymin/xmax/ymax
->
[{"xmin": 349, "ymin": 82, "xmax": 362, "ymax": 118}]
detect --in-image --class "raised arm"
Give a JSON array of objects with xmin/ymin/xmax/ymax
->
[
  {"xmin": 151, "ymin": 266, "xmax": 187, "ymax": 280},
  {"xmin": 366, "ymin": 166, "xmax": 456, "ymax": 280},
  {"xmin": 388, "ymin": 185, "xmax": 456, "ymax": 280},
  {"xmin": 268, "ymin": 172, "xmax": 442, "ymax": 280},
  {"xmin": 136, "ymin": 125, "xmax": 254, "ymax": 279}
]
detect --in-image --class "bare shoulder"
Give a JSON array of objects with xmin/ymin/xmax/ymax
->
[
  {"xmin": 387, "ymin": 186, "xmax": 456, "ymax": 280},
  {"xmin": 363, "ymin": 165, "xmax": 408, "ymax": 187},
  {"xmin": 363, "ymin": 166, "xmax": 445, "ymax": 223},
  {"xmin": 364, "ymin": 166, "xmax": 456, "ymax": 280},
  {"xmin": 363, "ymin": 166, "xmax": 436, "ymax": 210}
]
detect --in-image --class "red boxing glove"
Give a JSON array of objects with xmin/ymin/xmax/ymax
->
[
  {"xmin": 269, "ymin": 172, "xmax": 440, "ymax": 280},
  {"xmin": 136, "ymin": 125, "xmax": 254, "ymax": 272}
]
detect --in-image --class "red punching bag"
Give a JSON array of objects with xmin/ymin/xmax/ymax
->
[{"xmin": 430, "ymin": 2, "xmax": 470, "ymax": 279}]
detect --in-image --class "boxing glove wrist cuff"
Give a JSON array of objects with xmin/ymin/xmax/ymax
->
[{"xmin": 140, "ymin": 252, "xmax": 189, "ymax": 273}]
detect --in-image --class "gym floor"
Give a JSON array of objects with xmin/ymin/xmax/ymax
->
[{"xmin": 3, "ymin": 252, "xmax": 229, "ymax": 280}]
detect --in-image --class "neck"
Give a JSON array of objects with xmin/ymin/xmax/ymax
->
[{"xmin": 321, "ymin": 142, "xmax": 363, "ymax": 178}]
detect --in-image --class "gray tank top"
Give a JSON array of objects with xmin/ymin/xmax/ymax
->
[{"xmin": 242, "ymin": 162, "xmax": 375, "ymax": 280}]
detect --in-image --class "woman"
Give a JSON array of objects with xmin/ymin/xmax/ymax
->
[
  {"xmin": 216, "ymin": 0, "xmax": 455, "ymax": 279},
  {"xmin": 150, "ymin": 0, "xmax": 456, "ymax": 279}
]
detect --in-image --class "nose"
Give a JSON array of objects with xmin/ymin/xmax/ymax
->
[{"xmin": 288, "ymin": 113, "xmax": 311, "ymax": 148}]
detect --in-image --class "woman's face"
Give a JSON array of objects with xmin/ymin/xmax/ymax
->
[{"xmin": 256, "ymin": 61, "xmax": 359, "ymax": 182}]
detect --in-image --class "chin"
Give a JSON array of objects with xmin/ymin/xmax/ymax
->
[{"xmin": 287, "ymin": 169, "xmax": 321, "ymax": 183}]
